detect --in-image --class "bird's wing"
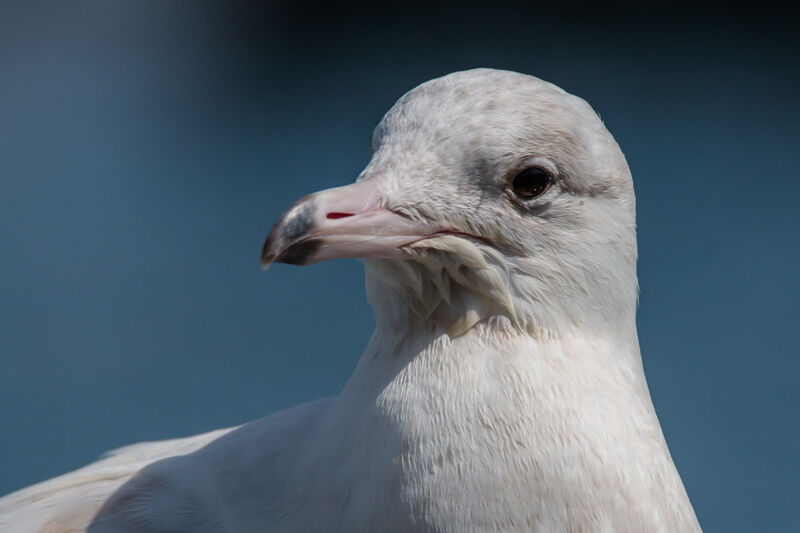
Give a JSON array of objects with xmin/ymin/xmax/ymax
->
[
  {"xmin": 0, "ymin": 427, "xmax": 235, "ymax": 533},
  {"xmin": 85, "ymin": 398, "xmax": 335, "ymax": 532},
  {"xmin": 1, "ymin": 397, "xmax": 335, "ymax": 533}
]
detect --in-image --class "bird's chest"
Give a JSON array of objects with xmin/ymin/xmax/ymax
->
[
  {"xmin": 331, "ymin": 343, "xmax": 592, "ymax": 531},
  {"xmin": 298, "ymin": 335, "xmax": 661, "ymax": 533}
]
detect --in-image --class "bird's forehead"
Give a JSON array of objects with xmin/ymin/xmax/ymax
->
[
  {"xmin": 379, "ymin": 71, "xmax": 580, "ymax": 139},
  {"xmin": 372, "ymin": 70, "xmax": 599, "ymax": 169},
  {"xmin": 364, "ymin": 69, "xmax": 632, "ymax": 202}
]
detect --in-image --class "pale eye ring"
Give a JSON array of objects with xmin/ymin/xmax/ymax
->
[{"xmin": 510, "ymin": 167, "xmax": 553, "ymax": 199}]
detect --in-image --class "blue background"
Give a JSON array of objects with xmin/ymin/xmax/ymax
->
[{"xmin": 1, "ymin": 3, "xmax": 797, "ymax": 531}]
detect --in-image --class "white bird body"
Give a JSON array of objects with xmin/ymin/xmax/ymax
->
[
  {"xmin": 0, "ymin": 69, "xmax": 702, "ymax": 532},
  {"xmin": 0, "ymin": 426, "xmax": 234, "ymax": 531}
]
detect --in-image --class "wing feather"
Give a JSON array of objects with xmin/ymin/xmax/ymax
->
[{"xmin": 0, "ymin": 428, "xmax": 234, "ymax": 533}]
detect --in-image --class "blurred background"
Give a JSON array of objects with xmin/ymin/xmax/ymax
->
[{"xmin": 0, "ymin": 1, "xmax": 797, "ymax": 530}]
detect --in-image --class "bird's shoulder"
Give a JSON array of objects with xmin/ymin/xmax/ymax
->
[
  {"xmin": 0, "ymin": 397, "xmax": 333, "ymax": 533},
  {"xmin": 0, "ymin": 426, "xmax": 230, "ymax": 533},
  {"xmin": 87, "ymin": 397, "xmax": 334, "ymax": 532}
]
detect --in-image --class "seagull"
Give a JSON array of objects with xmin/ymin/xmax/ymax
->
[{"xmin": 0, "ymin": 68, "xmax": 702, "ymax": 532}]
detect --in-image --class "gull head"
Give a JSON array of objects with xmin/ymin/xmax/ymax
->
[{"xmin": 262, "ymin": 69, "xmax": 637, "ymax": 338}]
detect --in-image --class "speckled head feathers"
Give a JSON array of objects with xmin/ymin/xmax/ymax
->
[{"xmin": 360, "ymin": 69, "xmax": 637, "ymax": 337}]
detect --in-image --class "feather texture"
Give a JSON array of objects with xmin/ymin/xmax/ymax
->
[{"xmin": 0, "ymin": 69, "xmax": 701, "ymax": 532}]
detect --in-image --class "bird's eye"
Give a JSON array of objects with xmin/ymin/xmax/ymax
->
[{"xmin": 510, "ymin": 167, "xmax": 553, "ymax": 200}]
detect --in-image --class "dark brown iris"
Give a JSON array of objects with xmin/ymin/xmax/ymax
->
[{"xmin": 511, "ymin": 167, "xmax": 552, "ymax": 199}]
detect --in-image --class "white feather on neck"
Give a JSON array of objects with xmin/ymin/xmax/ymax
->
[
  {"xmin": 299, "ymin": 302, "xmax": 696, "ymax": 531},
  {"xmin": 299, "ymin": 236, "xmax": 701, "ymax": 531},
  {"xmin": 363, "ymin": 224, "xmax": 638, "ymax": 343}
]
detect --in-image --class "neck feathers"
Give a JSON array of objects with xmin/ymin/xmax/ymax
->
[
  {"xmin": 325, "ymin": 323, "xmax": 698, "ymax": 531},
  {"xmin": 364, "ymin": 233, "xmax": 638, "ymax": 342}
]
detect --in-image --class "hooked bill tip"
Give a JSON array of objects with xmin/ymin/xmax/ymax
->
[
  {"xmin": 260, "ymin": 238, "xmax": 276, "ymax": 270},
  {"xmin": 273, "ymin": 239, "xmax": 320, "ymax": 266},
  {"xmin": 260, "ymin": 201, "xmax": 317, "ymax": 271},
  {"xmin": 260, "ymin": 238, "xmax": 320, "ymax": 270}
]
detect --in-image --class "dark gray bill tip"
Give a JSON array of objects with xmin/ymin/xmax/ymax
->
[
  {"xmin": 261, "ymin": 238, "xmax": 320, "ymax": 269},
  {"xmin": 274, "ymin": 239, "xmax": 321, "ymax": 266},
  {"xmin": 260, "ymin": 199, "xmax": 318, "ymax": 270},
  {"xmin": 260, "ymin": 230, "xmax": 281, "ymax": 270}
]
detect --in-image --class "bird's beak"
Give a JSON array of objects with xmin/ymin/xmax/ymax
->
[{"xmin": 261, "ymin": 178, "xmax": 434, "ymax": 268}]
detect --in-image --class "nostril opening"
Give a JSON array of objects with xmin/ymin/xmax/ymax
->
[{"xmin": 326, "ymin": 212, "xmax": 354, "ymax": 220}]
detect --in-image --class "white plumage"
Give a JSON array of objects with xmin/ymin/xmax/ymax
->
[{"xmin": 0, "ymin": 68, "xmax": 701, "ymax": 532}]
